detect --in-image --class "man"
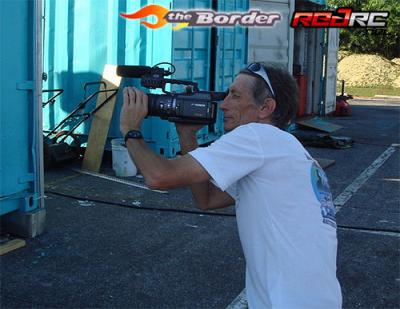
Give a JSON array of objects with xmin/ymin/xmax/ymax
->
[{"xmin": 119, "ymin": 63, "xmax": 342, "ymax": 308}]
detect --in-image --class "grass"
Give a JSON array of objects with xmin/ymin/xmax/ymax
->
[{"xmin": 336, "ymin": 85, "xmax": 400, "ymax": 97}]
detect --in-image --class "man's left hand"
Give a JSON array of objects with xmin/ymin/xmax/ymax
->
[{"xmin": 120, "ymin": 87, "xmax": 148, "ymax": 135}]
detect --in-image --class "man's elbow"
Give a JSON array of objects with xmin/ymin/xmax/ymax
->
[
  {"xmin": 195, "ymin": 201, "xmax": 215, "ymax": 211},
  {"xmin": 196, "ymin": 200, "xmax": 233, "ymax": 211},
  {"xmin": 145, "ymin": 174, "xmax": 174, "ymax": 190},
  {"xmin": 196, "ymin": 203, "xmax": 209, "ymax": 211},
  {"xmin": 146, "ymin": 178, "xmax": 166, "ymax": 190}
]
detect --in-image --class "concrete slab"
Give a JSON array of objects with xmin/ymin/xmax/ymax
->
[
  {"xmin": 306, "ymin": 102, "xmax": 399, "ymax": 199},
  {"xmin": 337, "ymin": 229, "xmax": 400, "ymax": 309},
  {"xmin": 45, "ymin": 167, "xmax": 235, "ymax": 216},
  {"xmin": 326, "ymin": 101, "xmax": 399, "ymax": 145},
  {"xmin": 307, "ymin": 144, "xmax": 392, "ymax": 198},
  {"xmin": 1, "ymin": 194, "xmax": 244, "ymax": 308},
  {"xmin": 336, "ymin": 154, "xmax": 400, "ymax": 232}
]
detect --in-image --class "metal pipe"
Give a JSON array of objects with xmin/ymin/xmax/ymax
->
[
  {"xmin": 45, "ymin": 88, "xmax": 117, "ymax": 138},
  {"xmin": 42, "ymin": 89, "xmax": 63, "ymax": 107},
  {"xmin": 58, "ymin": 90, "xmax": 118, "ymax": 143},
  {"xmin": 33, "ymin": 0, "xmax": 44, "ymax": 209}
]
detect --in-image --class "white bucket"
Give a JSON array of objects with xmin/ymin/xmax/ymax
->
[{"xmin": 111, "ymin": 138, "xmax": 137, "ymax": 177}]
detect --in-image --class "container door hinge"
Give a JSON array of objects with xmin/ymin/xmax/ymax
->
[{"xmin": 16, "ymin": 81, "xmax": 34, "ymax": 90}]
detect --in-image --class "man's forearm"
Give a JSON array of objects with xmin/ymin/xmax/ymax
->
[
  {"xmin": 125, "ymin": 138, "xmax": 171, "ymax": 189},
  {"xmin": 178, "ymin": 132, "xmax": 211, "ymax": 209}
]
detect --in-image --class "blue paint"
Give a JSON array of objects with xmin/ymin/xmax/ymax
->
[
  {"xmin": 0, "ymin": 0, "xmax": 41, "ymax": 215},
  {"xmin": 42, "ymin": 0, "xmax": 249, "ymax": 158}
]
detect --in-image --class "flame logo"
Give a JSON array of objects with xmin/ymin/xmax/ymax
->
[
  {"xmin": 120, "ymin": 4, "xmax": 169, "ymax": 29},
  {"xmin": 120, "ymin": 4, "xmax": 188, "ymax": 30}
]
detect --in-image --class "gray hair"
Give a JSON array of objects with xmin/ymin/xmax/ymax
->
[{"xmin": 240, "ymin": 64, "xmax": 298, "ymax": 129}]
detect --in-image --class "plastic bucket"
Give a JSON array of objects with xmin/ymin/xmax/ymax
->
[{"xmin": 111, "ymin": 138, "xmax": 137, "ymax": 177}]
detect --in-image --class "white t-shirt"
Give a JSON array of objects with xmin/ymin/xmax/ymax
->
[{"xmin": 189, "ymin": 123, "xmax": 342, "ymax": 309}]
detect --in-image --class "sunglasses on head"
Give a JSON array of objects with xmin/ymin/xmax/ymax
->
[{"xmin": 247, "ymin": 62, "xmax": 275, "ymax": 98}]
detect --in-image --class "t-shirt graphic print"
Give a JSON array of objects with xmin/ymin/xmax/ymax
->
[{"xmin": 310, "ymin": 162, "xmax": 337, "ymax": 228}]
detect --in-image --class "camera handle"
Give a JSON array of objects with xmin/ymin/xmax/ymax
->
[{"xmin": 142, "ymin": 77, "xmax": 199, "ymax": 94}]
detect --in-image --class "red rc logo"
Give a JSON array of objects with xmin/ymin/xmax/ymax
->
[{"xmin": 291, "ymin": 7, "xmax": 389, "ymax": 28}]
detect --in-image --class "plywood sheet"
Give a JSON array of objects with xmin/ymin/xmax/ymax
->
[{"xmin": 82, "ymin": 65, "xmax": 121, "ymax": 172}]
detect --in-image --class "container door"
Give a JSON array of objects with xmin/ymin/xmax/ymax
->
[
  {"xmin": 42, "ymin": 0, "xmax": 172, "ymax": 140},
  {"xmin": 324, "ymin": 28, "xmax": 339, "ymax": 115},
  {"xmin": 172, "ymin": 0, "xmax": 212, "ymax": 90},
  {"xmin": 214, "ymin": 0, "xmax": 249, "ymax": 135},
  {"xmin": 215, "ymin": 0, "xmax": 248, "ymax": 91},
  {"xmin": 248, "ymin": 0, "xmax": 294, "ymax": 71},
  {"xmin": 0, "ymin": 0, "xmax": 44, "ymax": 222},
  {"xmin": 154, "ymin": 0, "xmax": 212, "ymax": 153}
]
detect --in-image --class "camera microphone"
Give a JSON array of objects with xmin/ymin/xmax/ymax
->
[
  {"xmin": 116, "ymin": 65, "xmax": 153, "ymax": 78},
  {"xmin": 117, "ymin": 65, "xmax": 173, "ymax": 78}
]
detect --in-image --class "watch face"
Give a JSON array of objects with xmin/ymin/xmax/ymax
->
[
  {"xmin": 126, "ymin": 130, "xmax": 143, "ymax": 140},
  {"xmin": 129, "ymin": 131, "xmax": 141, "ymax": 138}
]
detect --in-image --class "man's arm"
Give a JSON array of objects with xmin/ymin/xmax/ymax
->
[
  {"xmin": 120, "ymin": 87, "xmax": 234, "ymax": 210},
  {"xmin": 176, "ymin": 125, "xmax": 235, "ymax": 210},
  {"xmin": 125, "ymin": 137, "xmax": 234, "ymax": 210},
  {"xmin": 124, "ymin": 138, "xmax": 207, "ymax": 190}
]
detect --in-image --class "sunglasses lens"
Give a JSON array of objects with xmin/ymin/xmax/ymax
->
[
  {"xmin": 246, "ymin": 63, "xmax": 275, "ymax": 98},
  {"xmin": 248, "ymin": 63, "xmax": 260, "ymax": 71}
]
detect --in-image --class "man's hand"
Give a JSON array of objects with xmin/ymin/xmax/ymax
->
[
  {"xmin": 120, "ymin": 87, "xmax": 148, "ymax": 136},
  {"xmin": 175, "ymin": 123, "xmax": 205, "ymax": 155},
  {"xmin": 175, "ymin": 123, "xmax": 204, "ymax": 139}
]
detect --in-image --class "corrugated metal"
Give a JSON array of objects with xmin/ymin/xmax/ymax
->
[
  {"xmin": 144, "ymin": 0, "xmax": 212, "ymax": 157},
  {"xmin": 303, "ymin": 27, "xmax": 324, "ymax": 115},
  {"xmin": 248, "ymin": 0, "xmax": 294, "ymax": 72},
  {"xmin": 42, "ymin": 0, "xmax": 172, "ymax": 140},
  {"xmin": 0, "ymin": 0, "xmax": 43, "ymax": 215},
  {"xmin": 42, "ymin": 0, "xmax": 251, "ymax": 158},
  {"xmin": 292, "ymin": 0, "xmax": 327, "ymax": 115},
  {"xmin": 216, "ymin": 0, "xmax": 248, "ymax": 90},
  {"xmin": 213, "ymin": 0, "xmax": 249, "ymax": 136},
  {"xmin": 324, "ymin": 28, "xmax": 339, "ymax": 115}
]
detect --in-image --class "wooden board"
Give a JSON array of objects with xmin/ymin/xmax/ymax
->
[
  {"xmin": 0, "ymin": 239, "xmax": 26, "ymax": 255},
  {"xmin": 82, "ymin": 65, "xmax": 121, "ymax": 172},
  {"xmin": 296, "ymin": 117, "xmax": 343, "ymax": 133}
]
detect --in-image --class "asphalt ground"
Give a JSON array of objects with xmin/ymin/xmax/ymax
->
[{"xmin": 1, "ymin": 98, "xmax": 399, "ymax": 308}]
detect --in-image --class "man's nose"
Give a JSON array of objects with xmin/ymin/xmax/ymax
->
[{"xmin": 220, "ymin": 97, "xmax": 229, "ymax": 111}]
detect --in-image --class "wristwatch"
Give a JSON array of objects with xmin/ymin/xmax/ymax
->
[{"xmin": 124, "ymin": 130, "xmax": 143, "ymax": 143}]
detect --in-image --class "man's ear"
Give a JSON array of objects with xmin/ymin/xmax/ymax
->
[{"xmin": 259, "ymin": 98, "xmax": 276, "ymax": 120}]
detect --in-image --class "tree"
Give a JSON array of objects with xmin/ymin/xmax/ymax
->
[{"xmin": 328, "ymin": 0, "xmax": 400, "ymax": 59}]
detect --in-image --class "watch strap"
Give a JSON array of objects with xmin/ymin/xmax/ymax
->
[{"xmin": 124, "ymin": 130, "xmax": 143, "ymax": 143}]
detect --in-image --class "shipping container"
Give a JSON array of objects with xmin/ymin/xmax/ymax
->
[
  {"xmin": 40, "ymin": 0, "xmax": 334, "ymax": 159},
  {"xmin": 0, "ymin": 0, "xmax": 45, "ymax": 237},
  {"xmin": 42, "ymin": 0, "xmax": 249, "ymax": 158}
]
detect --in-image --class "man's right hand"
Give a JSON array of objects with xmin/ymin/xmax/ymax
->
[
  {"xmin": 175, "ymin": 123, "xmax": 204, "ymax": 154},
  {"xmin": 175, "ymin": 123, "xmax": 204, "ymax": 138},
  {"xmin": 175, "ymin": 122, "xmax": 204, "ymax": 135}
]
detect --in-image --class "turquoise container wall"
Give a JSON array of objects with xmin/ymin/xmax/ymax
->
[
  {"xmin": 43, "ymin": 0, "xmax": 248, "ymax": 157},
  {"xmin": 0, "ymin": 0, "xmax": 43, "ymax": 215},
  {"xmin": 43, "ymin": 0, "xmax": 173, "ymax": 141},
  {"xmin": 215, "ymin": 0, "xmax": 248, "ymax": 135},
  {"xmin": 155, "ymin": 0, "xmax": 248, "ymax": 156},
  {"xmin": 145, "ymin": 0, "xmax": 212, "ymax": 157},
  {"xmin": 216, "ymin": 0, "xmax": 248, "ymax": 91}
]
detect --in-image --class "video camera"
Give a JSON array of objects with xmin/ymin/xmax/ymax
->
[{"xmin": 116, "ymin": 62, "xmax": 227, "ymax": 124}]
